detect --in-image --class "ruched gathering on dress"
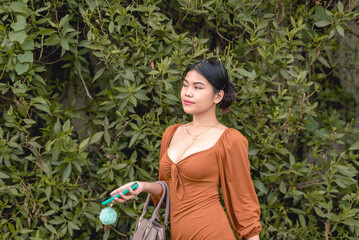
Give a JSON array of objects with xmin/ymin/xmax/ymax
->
[{"xmin": 152, "ymin": 124, "xmax": 262, "ymax": 240}]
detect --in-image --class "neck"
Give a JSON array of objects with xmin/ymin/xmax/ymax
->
[{"xmin": 191, "ymin": 107, "xmax": 218, "ymax": 127}]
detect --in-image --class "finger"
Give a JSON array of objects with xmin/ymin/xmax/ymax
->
[
  {"xmin": 128, "ymin": 187, "xmax": 135, "ymax": 194},
  {"xmin": 114, "ymin": 197, "xmax": 125, "ymax": 203},
  {"xmin": 128, "ymin": 186, "xmax": 139, "ymax": 195},
  {"xmin": 111, "ymin": 187, "xmax": 126, "ymax": 196},
  {"xmin": 119, "ymin": 192, "xmax": 131, "ymax": 201},
  {"xmin": 111, "ymin": 182, "xmax": 134, "ymax": 196}
]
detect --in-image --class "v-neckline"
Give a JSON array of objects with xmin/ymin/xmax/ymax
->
[{"xmin": 166, "ymin": 126, "xmax": 230, "ymax": 165}]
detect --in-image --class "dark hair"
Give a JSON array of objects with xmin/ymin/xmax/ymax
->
[{"xmin": 183, "ymin": 59, "xmax": 236, "ymax": 111}]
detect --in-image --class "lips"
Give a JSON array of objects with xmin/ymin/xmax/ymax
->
[{"xmin": 183, "ymin": 100, "xmax": 194, "ymax": 105}]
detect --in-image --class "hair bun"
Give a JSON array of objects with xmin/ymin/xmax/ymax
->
[{"xmin": 219, "ymin": 81, "xmax": 235, "ymax": 112}]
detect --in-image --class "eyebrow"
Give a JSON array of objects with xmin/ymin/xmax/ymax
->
[{"xmin": 183, "ymin": 79, "xmax": 205, "ymax": 86}]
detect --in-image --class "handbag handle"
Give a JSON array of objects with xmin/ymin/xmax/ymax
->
[{"xmin": 139, "ymin": 181, "xmax": 170, "ymax": 226}]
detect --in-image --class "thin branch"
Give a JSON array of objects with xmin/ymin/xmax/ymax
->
[
  {"xmin": 109, "ymin": 225, "xmax": 129, "ymax": 240},
  {"xmin": 250, "ymin": 0, "xmax": 263, "ymax": 15},
  {"xmin": 38, "ymin": 35, "xmax": 45, "ymax": 61},
  {"xmin": 115, "ymin": 119, "xmax": 132, "ymax": 139},
  {"xmin": 79, "ymin": 71, "xmax": 93, "ymax": 101},
  {"xmin": 216, "ymin": 28, "xmax": 232, "ymax": 44},
  {"xmin": 35, "ymin": 57, "xmax": 63, "ymax": 65}
]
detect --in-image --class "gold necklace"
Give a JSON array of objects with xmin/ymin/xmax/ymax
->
[{"xmin": 185, "ymin": 122, "xmax": 219, "ymax": 142}]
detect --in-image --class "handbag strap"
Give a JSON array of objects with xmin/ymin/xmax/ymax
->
[
  {"xmin": 139, "ymin": 181, "xmax": 170, "ymax": 225},
  {"xmin": 158, "ymin": 181, "xmax": 170, "ymax": 226}
]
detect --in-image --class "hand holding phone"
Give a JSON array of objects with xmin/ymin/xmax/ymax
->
[{"xmin": 102, "ymin": 182, "xmax": 139, "ymax": 205}]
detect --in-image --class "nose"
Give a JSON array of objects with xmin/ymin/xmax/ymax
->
[{"xmin": 184, "ymin": 87, "xmax": 193, "ymax": 97}]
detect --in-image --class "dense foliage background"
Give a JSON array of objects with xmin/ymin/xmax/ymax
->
[{"xmin": 1, "ymin": 0, "xmax": 359, "ymax": 239}]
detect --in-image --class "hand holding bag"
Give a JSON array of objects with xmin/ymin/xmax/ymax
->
[{"xmin": 132, "ymin": 181, "xmax": 170, "ymax": 240}]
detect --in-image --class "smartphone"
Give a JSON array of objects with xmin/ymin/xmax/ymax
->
[{"xmin": 101, "ymin": 182, "xmax": 139, "ymax": 205}]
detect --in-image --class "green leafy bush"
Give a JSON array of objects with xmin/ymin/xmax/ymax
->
[{"xmin": 0, "ymin": 0, "xmax": 358, "ymax": 239}]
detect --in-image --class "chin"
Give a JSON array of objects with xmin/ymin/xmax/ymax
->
[{"xmin": 182, "ymin": 106, "xmax": 195, "ymax": 114}]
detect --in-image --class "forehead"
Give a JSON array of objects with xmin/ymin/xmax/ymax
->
[{"xmin": 184, "ymin": 70, "xmax": 209, "ymax": 84}]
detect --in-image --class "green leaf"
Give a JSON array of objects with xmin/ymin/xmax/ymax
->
[
  {"xmin": 349, "ymin": 141, "xmax": 359, "ymax": 150},
  {"xmin": 19, "ymin": 229, "xmax": 34, "ymax": 234},
  {"xmin": 8, "ymin": 223, "xmax": 15, "ymax": 232},
  {"xmin": 17, "ymin": 51, "xmax": 33, "ymax": 63},
  {"xmin": 45, "ymin": 140, "xmax": 54, "ymax": 152},
  {"xmin": 43, "ymin": 209, "xmax": 56, "ymax": 216},
  {"xmin": 79, "ymin": 137, "xmax": 90, "ymax": 152},
  {"xmin": 61, "ymin": 39, "xmax": 69, "ymax": 51},
  {"xmin": 314, "ymin": 207, "xmax": 326, "ymax": 218},
  {"xmin": 138, "ymin": 168, "xmax": 151, "ymax": 179},
  {"xmin": 264, "ymin": 163, "xmax": 276, "ymax": 171},
  {"xmin": 337, "ymin": 1, "xmax": 344, "ymax": 13},
  {"xmin": 68, "ymin": 221, "xmax": 80, "ymax": 230},
  {"xmin": 45, "ymin": 224, "xmax": 57, "ymax": 234},
  {"xmin": 9, "ymin": 30, "xmax": 27, "ymax": 44},
  {"xmin": 45, "ymin": 185, "xmax": 51, "ymax": 199},
  {"xmin": 253, "ymin": 179, "xmax": 268, "ymax": 194},
  {"xmin": 104, "ymin": 130, "xmax": 111, "ymax": 146},
  {"xmin": 328, "ymin": 28, "xmax": 336, "ymax": 39},
  {"xmin": 0, "ymin": 171, "xmax": 10, "ymax": 178},
  {"xmin": 68, "ymin": 192, "xmax": 78, "ymax": 202},
  {"xmin": 343, "ymin": 218, "xmax": 359, "ymax": 226},
  {"xmin": 59, "ymin": 14, "xmax": 69, "ymax": 28},
  {"xmin": 248, "ymin": 149, "xmax": 259, "ymax": 156},
  {"xmin": 315, "ymin": 21, "xmax": 330, "ymax": 28},
  {"xmin": 49, "ymin": 218, "xmax": 64, "ymax": 225},
  {"xmin": 62, "ymin": 164, "xmax": 72, "ymax": 183},
  {"xmin": 134, "ymin": 92, "xmax": 150, "ymax": 101},
  {"xmin": 41, "ymin": 161, "xmax": 52, "ymax": 178},
  {"xmin": 93, "ymin": 67, "xmax": 105, "ymax": 82},
  {"xmin": 38, "ymin": 28, "xmax": 56, "ymax": 35},
  {"xmin": 109, "ymin": 21, "xmax": 114, "ymax": 33},
  {"xmin": 10, "ymin": 2, "xmax": 29, "ymax": 13},
  {"xmin": 122, "ymin": 207, "xmax": 137, "ymax": 217},
  {"xmin": 63, "ymin": 119, "xmax": 71, "ymax": 132},
  {"xmin": 129, "ymin": 132, "xmax": 140, "ymax": 148},
  {"xmin": 90, "ymin": 131, "xmax": 104, "ymax": 144},
  {"xmin": 23, "ymin": 119, "xmax": 36, "ymax": 125},
  {"xmin": 238, "ymin": 68, "xmax": 256, "ymax": 78},
  {"xmin": 279, "ymin": 181, "xmax": 287, "ymax": 194},
  {"xmin": 14, "ymin": 62, "xmax": 29, "ymax": 75},
  {"xmin": 33, "ymin": 103, "xmax": 51, "ymax": 114},
  {"xmin": 54, "ymin": 119, "xmax": 61, "ymax": 134},
  {"xmin": 113, "ymin": 163, "xmax": 127, "ymax": 170},
  {"xmin": 336, "ymin": 25, "xmax": 344, "ymax": 37},
  {"xmin": 0, "ymin": 83, "xmax": 9, "ymax": 94},
  {"xmin": 11, "ymin": 15, "xmax": 27, "ymax": 31},
  {"xmin": 32, "ymin": 96, "xmax": 47, "ymax": 104},
  {"xmin": 125, "ymin": 69, "xmax": 135, "ymax": 81}
]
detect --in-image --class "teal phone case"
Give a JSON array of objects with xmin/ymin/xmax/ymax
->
[{"xmin": 101, "ymin": 182, "xmax": 139, "ymax": 205}]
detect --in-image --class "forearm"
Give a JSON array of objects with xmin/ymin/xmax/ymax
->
[
  {"xmin": 247, "ymin": 235, "xmax": 260, "ymax": 240},
  {"xmin": 142, "ymin": 181, "xmax": 163, "ymax": 195}
]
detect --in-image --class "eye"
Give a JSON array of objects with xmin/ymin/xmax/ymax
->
[
  {"xmin": 194, "ymin": 86, "xmax": 202, "ymax": 90},
  {"xmin": 182, "ymin": 83, "xmax": 188, "ymax": 87}
]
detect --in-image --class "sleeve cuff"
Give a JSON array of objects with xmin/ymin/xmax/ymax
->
[
  {"xmin": 150, "ymin": 188, "xmax": 165, "ymax": 207},
  {"xmin": 237, "ymin": 222, "xmax": 262, "ymax": 239}
]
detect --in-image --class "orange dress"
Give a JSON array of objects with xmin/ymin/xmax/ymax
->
[{"xmin": 153, "ymin": 124, "xmax": 262, "ymax": 240}]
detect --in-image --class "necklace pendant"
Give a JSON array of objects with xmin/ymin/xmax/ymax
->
[{"xmin": 192, "ymin": 136, "xmax": 197, "ymax": 141}]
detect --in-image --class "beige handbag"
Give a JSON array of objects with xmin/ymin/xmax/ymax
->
[{"xmin": 131, "ymin": 181, "xmax": 170, "ymax": 240}]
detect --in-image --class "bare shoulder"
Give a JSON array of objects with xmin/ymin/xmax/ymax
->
[{"xmin": 216, "ymin": 123, "xmax": 228, "ymax": 131}]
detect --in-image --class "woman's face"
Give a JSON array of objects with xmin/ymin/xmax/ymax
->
[{"xmin": 180, "ymin": 70, "xmax": 224, "ymax": 115}]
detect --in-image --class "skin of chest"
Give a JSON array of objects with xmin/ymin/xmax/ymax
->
[{"xmin": 167, "ymin": 126, "xmax": 227, "ymax": 164}]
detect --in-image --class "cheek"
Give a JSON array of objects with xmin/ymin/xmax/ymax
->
[{"xmin": 180, "ymin": 87, "xmax": 185, "ymax": 99}]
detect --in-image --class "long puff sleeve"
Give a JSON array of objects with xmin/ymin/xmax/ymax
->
[
  {"xmin": 216, "ymin": 129, "xmax": 262, "ymax": 239},
  {"xmin": 151, "ymin": 123, "xmax": 182, "ymax": 206}
]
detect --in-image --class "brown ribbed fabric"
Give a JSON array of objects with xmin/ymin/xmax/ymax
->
[{"xmin": 152, "ymin": 124, "xmax": 262, "ymax": 240}]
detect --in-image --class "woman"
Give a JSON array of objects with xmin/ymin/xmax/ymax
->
[{"xmin": 111, "ymin": 59, "xmax": 262, "ymax": 240}]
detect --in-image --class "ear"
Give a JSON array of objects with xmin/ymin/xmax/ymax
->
[{"xmin": 214, "ymin": 90, "xmax": 224, "ymax": 104}]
